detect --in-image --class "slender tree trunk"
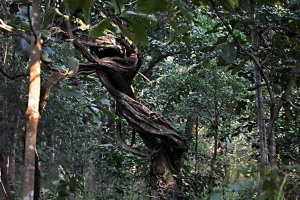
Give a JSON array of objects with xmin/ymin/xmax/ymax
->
[
  {"xmin": 185, "ymin": 115, "xmax": 197, "ymax": 147},
  {"xmin": 207, "ymin": 76, "xmax": 219, "ymax": 195},
  {"xmin": 207, "ymin": 110, "xmax": 219, "ymax": 196},
  {"xmin": 195, "ymin": 117, "xmax": 199, "ymax": 173},
  {"xmin": 87, "ymin": 153, "xmax": 95, "ymax": 199},
  {"xmin": 184, "ymin": 114, "xmax": 198, "ymax": 173},
  {"xmin": 7, "ymin": 111, "xmax": 21, "ymax": 185},
  {"xmin": 248, "ymin": 0, "xmax": 268, "ymax": 195},
  {"xmin": 22, "ymin": 1, "xmax": 41, "ymax": 199},
  {"xmin": 267, "ymin": 117, "xmax": 277, "ymax": 169},
  {"xmin": 249, "ymin": 0, "xmax": 268, "ymax": 164},
  {"xmin": 268, "ymin": 55, "xmax": 300, "ymax": 170}
]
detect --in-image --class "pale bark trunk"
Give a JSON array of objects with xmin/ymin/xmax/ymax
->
[{"xmin": 22, "ymin": 0, "xmax": 41, "ymax": 199}]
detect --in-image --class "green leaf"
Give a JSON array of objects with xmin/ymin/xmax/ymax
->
[
  {"xmin": 229, "ymin": 0, "xmax": 239, "ymax": 9},
  {"xmin": 182, "ymin": 36, "xmax": 191, "ymax": 48},
  {"xmin": 43, "ymin": 9, "xmax": 56, "ymax": 29},
  {"xmin": 176, "ymin": 0, "xmax": 194, "ymax": 24},
  {"xmin": 220, "ymin": 43, "xmax": 236, "ymax": 63},
  {"xmin": 89, "ymin": 18, "xmax": 112, "ymax": 39},
  {"xmin": 205, "ymin": 23, "xmax": 222, "ymax": 34},
  {"xmin": 115, "ymin": 21, "xmax": 133, "ymax": 41},
  {"xmin": 82, "ymin": 0, "xmax": 93, "ymax": 23},
  {"xmin": 200, "ymin": 45, "xmax": 215, "ymax": 53},
  {"xmin": 238, "ymin": 0, "xmax": 249, "ymax": 11},
  {"xmin": 66, "ymin": 56, "xmax": 79, "ymax": 69},
  {"xmin": 116, "ymin": 19, "xmax": 148, "ymax": 46},
  {"xmin": 137, "ymin": 0, "xmax": 171, "ymax": 13},
  {"xmin": 121, "ymin": 11, "xmax": 157, "ymax": 24},
  {"xmin": 93, "ymin": 105, "xmax": 123, "ymax": 122},
  {"xmin": 219, "ymin": 0, "xmax": 235, "ymax": 12},
  {"xmin": 111, "ymin": 0, "xmax": 125, "ymax": 14},
  {"xmin": 126, "ymin": 18, "xmax": 148, "ymax": 46},
  {"xmin": 64, "ymin": 0, "xmax": 80, "ymax": 13},
  {"xmin": 214, "ymin": 35, "xmax": 228, "ymax": 46},
  {"xmin": 64, "ymin": 0, "xmax": 92, "ymax": 23}
]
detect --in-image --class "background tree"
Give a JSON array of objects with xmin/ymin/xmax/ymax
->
[{"xmin": 0, "ymin": 0, "xmax": 299, "ymax": 199}]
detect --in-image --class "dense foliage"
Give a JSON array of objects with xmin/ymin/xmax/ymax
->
[{"xmin": 0, "ymin": 0, "xmax": 299, "ymax": 199}]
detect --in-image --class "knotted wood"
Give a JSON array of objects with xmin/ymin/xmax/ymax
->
[{"xmin": 74, "ymin": 35, "xmax": 186, "ymax": 198}]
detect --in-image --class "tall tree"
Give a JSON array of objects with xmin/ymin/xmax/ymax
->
[
  {"xmin": 247, "ymin": 0, "xmax": 268, "ymax": 193},
  {"xmin": 22, "ymin": 0, "xmax": 41, "ymax": 199}
]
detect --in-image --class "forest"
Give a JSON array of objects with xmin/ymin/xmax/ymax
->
[{"xmin": 0, "ymin": 0, "xmax": 299, "ymax": 199}]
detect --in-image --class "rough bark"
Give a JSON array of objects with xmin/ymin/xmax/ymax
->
[
  {"xmin": 74, "ymin": 36, "xmax": 186, "ymax": 198},
  {"xmin": 22, "ymin": 0, "xmax": 41, "ymax": 199},
  {"xmin": 248, "ymin": 0, "xmax": 269, "ymax": 196},
  {"xmin": 248, "ymin": 0, "xmax": 268, "ymax": 166}
]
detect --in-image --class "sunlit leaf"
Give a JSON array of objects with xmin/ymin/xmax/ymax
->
[{"xmin": 229, "ymin": 0, "xmax": 239, "ymax": 9}]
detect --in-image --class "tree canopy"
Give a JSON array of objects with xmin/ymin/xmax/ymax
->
[{"xmin": 0, "ymin": 0, "xmax": 300, "ymax": 199}]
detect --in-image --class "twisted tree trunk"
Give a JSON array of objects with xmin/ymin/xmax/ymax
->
[{"xmin": 74, "ymin": 35, "xmax": 186, "ymax": 198}]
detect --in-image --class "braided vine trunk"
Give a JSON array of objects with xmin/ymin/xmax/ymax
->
[{"xmin": 74, "ymin": 35, "xmax": 186, "ymax": 198}]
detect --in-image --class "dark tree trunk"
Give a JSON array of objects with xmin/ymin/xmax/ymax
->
[
  {"xmin": 73, "ymin": 36, "xmax": 186, "ymax": 198},
  {"xmin": 248, "ymin": 0, "xmax": 268, "ymax": 195}
]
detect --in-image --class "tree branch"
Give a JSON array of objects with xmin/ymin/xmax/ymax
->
[
  {"xmin": 287, "ymin": 100, "xmax": 300, "ymax": 111},
  {"xmin": 116, "ymin": 121, "xmax": 151, "ymax": 157},
  {"xmin": 0, "ymin": 19, "xmax": 31, "ymax": 42}
]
